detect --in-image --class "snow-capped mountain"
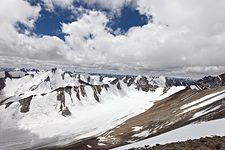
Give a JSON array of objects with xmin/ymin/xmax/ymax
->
[{"xmin": 0, "ymin": 68, "xmax": 225, "ymax": 150}]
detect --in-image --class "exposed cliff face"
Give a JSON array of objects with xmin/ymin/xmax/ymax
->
[
  {"xmin": 165, "ymin": 77, "xmax": 195, "ymax": 87},
  {"xmin": 19, "ymin": 96, "xmax": 33, "ymax": 113},
  {"xmin": 197, "ymin": 73, "xmax": 225, "ymax": 89},
  {"xmin": 0, "ymin": 77, "xmax": 5, "ymax": 91}
]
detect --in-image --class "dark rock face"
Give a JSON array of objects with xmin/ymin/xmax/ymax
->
[
  {"xmin": 197, "ymin": 74, "xmax": 225, "ymax": 89},
  {"xmin": 61, "ymin": 73, "xmax": 65, "ymax": 80},
  {"xmin": 219, "ymin": 73, "xmax": 225, "ymax": 82},
  {"xmin": 53, "ymin": 83, "xmax": 110, "ymax": 107},
  {"xmin": 123, "ymin": 76, "xmax": 130, "ymax": 84},
  {"xmin": 51, "ymin": 68, "xmax": 57, "ymax": 74},
  {"xmin": 113, "ymin": 76, "xmax": 160, "ymax": 92},
  {"xmin": 76, "ymin": 91, "xmax": 81, "ymax": 101},
  {"xmin": 111, "ymin": 79, "xmax": 119, "ymax": 85},
  {"xmin": 80, "ymin": 86, "xmax": 87, "ymax": 97},
  {"xmin": 117, "ymin": 82, "xmax": 122, "ymax": 90},
  {"xmin": 65, "ymin": 86, "xmax": 73, "ymax": 102},
  {"xmin": 164, "ymin": 73, "xmax": 225, "ymax": 89},
  {"xmin": 103, "ymin": 84, "xmax": 109, "ymax": 91},
  {"xmin": 30, "ymin": 69, "xmax": 39, "ymax": 72},
  {"xmin": 166, "ymin": 77, "xmax": 195, "ymax": 87},
  {"xmin": 62, "ymin": 107, "xmax": 72, "ymax": 117},
  {"xmin": 56, "ymin": 88, "xmax": 73, "ymax": 116},
  {"xmin": 91, "ymin": 85, "xmax": 102, "ymax": 102},
  {"xmin": 57, "ymin": 89, "xmax": 65, "ymax": 111},
  {"xmin": 5, "ymin": 102, "xmax": 14, "ymax": 109},
  {"xmin": 136, "ymin": 77, "xmax": 157, "ymax": 92},
  {"xmin": 87, "ymin": 76, "xmax": 91, "ymax": 83},
  {"xmin": 3, "ymin": 70, "xmax": 27, "ymax": 79},
  {"xmin": 0, "ymin": 78, "xmax": 5, "ymax": 91},
  {"xmin": 93, "ymin": 91, "xmax": 100, "ymax": 102},
  {"xmin": 4, "ymin": 71, "xmax": 13, "ymax": 78},
  {"xmin": 57, "ymin": 89, "xmax": 65, "ymax": 103},
  {"xmin": 73, "ymin": 87, "xmax": 81, "ymax": 101},
  {"xmin": 55, "ymin": 84, "xmax": 105, "ymax": 105},
  {"xmin": 44, "ymin": 76, "xmax": 50, "ymax": 82},
  {"xmin": 100, "ymin": 76, "xmax": 104, "ymax": 82},
  {"xmin": 127, "ymin": 77, "xmax": 136, "ymax": 87},
  {"xmin": 64, "ymin": 86, "xmax": 72, "ymax": 96},
  {"xmin": 79, "ymin": 79, "xmax": 91, "ymax": 86},
  {"xmin": 19, "ymin": 96, "xmax": 33, "ymax": 113},
  {"xmin": 110, "ymin": 78, "xmax": 122, "ymax": 90},
  {"xmin": 93, "ymin": 85, "xmax": 102, "ymax": 95}
]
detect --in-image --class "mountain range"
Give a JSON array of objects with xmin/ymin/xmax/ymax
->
[{"xmin": 0, "ymin": 68, "xmax": 225, "ymax": 150}]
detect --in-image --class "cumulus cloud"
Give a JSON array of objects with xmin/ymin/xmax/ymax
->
[
  {"xmin": 62, "ymin": 11, "xmax": 116, "ymax": 64},
  {"xmin": 0, "ymin": 0, "xmax": 70, "ymax": 62},
  {"xmin": 0, "ymin": 0, "xmax": 225, "ymax": 77},
  {"xmin": 60, "ymin": 0, "xmax": 225, "ymax": 76},
  {"xmin": 42, "ymin": 0, "xmax": 75, "ymax": 11},
  {"xmin": 42, "ymin": 0, "xmax": 135, "ymax": 14},
  {"xmin": 82, "ymin": 0, "xmax": 134, "ymax": 12},
  {"xmin": 0, "ymin": 0, "xmax": 40, "ymax": 27},
  {"xmin": 0, "ymin": 0, "xmax": 40, "ymax": 56},
  {"xmin": 60, "ymin": 7, "xmax": 225, "ymax": 68},
  {"xmin": 137, "ymin": 0, "xmax": 225, "ymax": 34}
]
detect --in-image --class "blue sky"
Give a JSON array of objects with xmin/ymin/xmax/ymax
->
[
  {"xmin": 0, "ymin": 0, "xmax": 225, "ymax": 76},
  {"xmin": 24, "ymin": 0, "xmax": 149, "ymax": 40}
]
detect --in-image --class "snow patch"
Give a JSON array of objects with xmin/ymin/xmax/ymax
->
[
  {"xmin": 87, "ymin": 145, "xmax": 92, "ymax": 148},
  {"xmin": 132, "ymin": 130, "xmax": 149, "ymax": 138},
  {"xmin": 132, "ymin": 126, "xmax": 143, "ymax": 132},
  {"xmin": 182, "ymin": 91, "xmax": 225, "ymax": 114},
  {"xmin": 97, "ymin": 136, "xmax": 108, "ymax": 142},
  {"xmin": 190, "ymin": 85, "xmax": 200, "ymax": 90},
  {"xmin": 98, "ymin": 143, "xmax": 106, "ymax": 146},
  {"xmin": 113, "ymin": 118, "xmax": 225, "ymax": 150},
  {"xmin": 156, "ymin": 86, "xmax": 186, "ymax": 101},
  {"xmin": 191, "ymin": 106, "xmax": 221, "ymax": 120},
  {"xmin": 181, "ymin": 89, "xmax": 225, "ymax": 110}
]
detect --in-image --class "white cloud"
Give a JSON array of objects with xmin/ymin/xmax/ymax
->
[
  {"xmin": 62, "ymin": 11, "xmax": 111, "ymax": 64},
  {"xmin": 42, "ymin": 0, "xmax": 135, "ymax": 14},
  {"xmin": 0, "ymin": 0, "xmax": 70, "ymax": 62},
  {"xmin": 41, "ymin": 0, "xmax": 132, "ymax": 11},
  {"xmin": 0, "ymin": 0, "xmax": 40, "ymax": 27},
  {"xmin": 136, "ymin": 0, "xmax": 225, "ymax": 35},
  {"xmin": 16, "ymin": 34, "xmax": 70, "ymax": 61},
  {"xmin": 0, "ymin": 0, "xmax": 40, "ymax": 57},
  {"xmin": 59, "ymin": 0, "xmax": 225, "ymax": 75},
  {"xmin": 42, "ymin": 0, "xmax": 75, "ymax": 11},
  {"xmin": 0, "ymin": 0, "xmax": 225, "ymax": 77},
  {"xmin": 82, "ymin": 0, "xmax": 134, "ymax": 12}
]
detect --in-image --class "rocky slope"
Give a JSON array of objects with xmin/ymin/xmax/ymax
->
[{"xmin": 128, "ymin": 136, "xmax": 225, "ymax": 150}]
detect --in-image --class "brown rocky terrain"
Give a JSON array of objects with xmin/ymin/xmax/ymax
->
[
  {"xmin": 98, "ymin": 87, "xmax": 225, "ymax": 148},
  {"xmin": 128, "ymin": 136, "xmax": 225, "ymax": 150}
]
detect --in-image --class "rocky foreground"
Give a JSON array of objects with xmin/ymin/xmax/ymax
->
[{"xmin": 128, "ymin": 136, "xmax": 225, "ymax": 150}]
